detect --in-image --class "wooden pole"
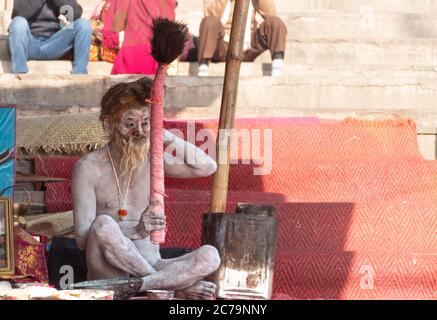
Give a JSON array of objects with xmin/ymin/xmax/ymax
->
[{"xmin": 210, "ymin": 0, "xmax": 251, "ymax": 213}]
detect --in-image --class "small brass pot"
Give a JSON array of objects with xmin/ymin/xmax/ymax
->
[
  {"xmin": 12, "ymin": 187, "xmax": 31, "ymax": 230},
  {"xmin": 13, "ymin": 202, "xmax": 30, "ymax": 229}
]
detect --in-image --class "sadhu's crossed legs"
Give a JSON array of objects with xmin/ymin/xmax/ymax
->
[{"xmin": 85, "ymin": 215, "xmax": 220, "ymax": 299}]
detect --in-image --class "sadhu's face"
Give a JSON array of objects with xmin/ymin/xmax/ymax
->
[{"xmin": 114, "ymin": 107, "xmax": 150, "ymax": 144}]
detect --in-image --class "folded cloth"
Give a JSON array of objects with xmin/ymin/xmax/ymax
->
[{"xmin": 8, "ymin": 228, "xmax": 49, "ymax": 284}]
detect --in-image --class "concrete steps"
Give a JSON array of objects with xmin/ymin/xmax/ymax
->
[
  {"xmin": 5, "ymin": 3, "xmax": 437, "ymax": 35},
  {"xmin": 2, "ymin": 73, "xmax": 437, "ymax": 135},
  {"xmin": 75, "ymin": 0, "xmax": 300, "ymax": 12},
  {"xmin": 2, "ymin": 5, "xmax": 437, "ymax": 70},
  {"xmin": 282, "ymin": 12, "xmax": 437, "ymax": 40},
  {"xmin": 0, "ymin": 59, "xmax": 113, "ymax": 74},
  {"xmin": 174, "ymin": 11, "xmax": 437, "ymax": 39},
  {"xmin": 286, "ymin": 38, "xmax": 437, "ymax": 67},
  {"xmin": 69, "ymin": 0, "xmax": 437, "ymax": 15},
  {"xmin": 10, "ymin": 56, "xmax": 437, "ymax": 77},
  {"xmin": 2, "ymin": 71, "xmax": 433, "ymax": 159},
  {"xmin": 4, "ymin": 37, "xmax": 437, "ymax": 72},
  {"xmin": 178, "ymin": 62, "xmax": 437, "ymax": 77},
  {"xmin": 3, "ymin": 50, "xmax": 437, "ymax": 77},
  {"xmin": 174, "ymin": 0, "xmax": 437, "ymax": 14},
  {"xmin": 0, "ymin": 73, "xmax": 436, "ymax": 109}
]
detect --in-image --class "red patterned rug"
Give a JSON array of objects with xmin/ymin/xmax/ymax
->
[{"xmin": 35, "ymin": 117, "xmax": 437, "ymax": 299}]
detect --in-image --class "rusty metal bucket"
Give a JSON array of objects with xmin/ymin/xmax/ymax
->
[{"xmin": 201, "ymin": 204, "xmax": 278, "ymax": 300}]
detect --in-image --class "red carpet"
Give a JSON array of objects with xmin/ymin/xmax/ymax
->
[{"xmin": 35, "ymin": 117, "xmax": 437, "ymax": 299}]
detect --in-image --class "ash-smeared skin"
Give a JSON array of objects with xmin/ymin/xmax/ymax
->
[
  {"xmin": 174, "ymin": 281, "xmax": 217, "ymax": 300},
  {"xmin": 73, "ymin": 107, "xmax": 220, "ymax": 299}
]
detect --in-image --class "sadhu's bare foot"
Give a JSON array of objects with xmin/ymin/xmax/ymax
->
[{"xmin": 175, "ymin": 281, "xmax": 217, "ymax": 300}]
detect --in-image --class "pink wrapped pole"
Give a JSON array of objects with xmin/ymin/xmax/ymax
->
[
  {"xmin": 149, "ymin": 64, "xmax": 167, "ymax": 244},
  {"xmin": 149, "ymin": 19, "xmax": 188, "ymax": 244}
]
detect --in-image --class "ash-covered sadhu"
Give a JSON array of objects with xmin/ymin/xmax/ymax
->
[{"xmin": 72, "ymin": 75, "xmax": 219, "ymax": 299}]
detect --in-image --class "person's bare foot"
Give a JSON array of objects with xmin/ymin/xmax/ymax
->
[{"xmin": 175, "ymin": 281, "xmax": 217, "ymax": 300}]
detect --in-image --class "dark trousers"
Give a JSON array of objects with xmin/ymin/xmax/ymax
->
[{"xmin": 187, "ymin": 15, "xmax": 287, "ymax": 62}]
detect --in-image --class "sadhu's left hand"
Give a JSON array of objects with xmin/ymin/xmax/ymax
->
[{"xmin": 135, "ymin": 201, "xmax": 166, "ymax": 238}]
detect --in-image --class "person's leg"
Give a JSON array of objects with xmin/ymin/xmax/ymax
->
[
  {"xmin": 38, "ymin": 18, "xmax": 92, "ymax": 74},
  {"xmin": 243, "ymin": 16, "xmax": 287, "ymax": 76},
  {"xmin": 138, "ymin": 245, "xmax": 220, "ymax": 296},
  {"xmin": 86, "ymin": 215, "xmax": 157, "ymax": 280},
  {"xmin": 87, "ymin": 215, "xmax": 220, "ymax": 299},
  {"xmin": 198, "ymin": 16, "xmax": 228, "ymax": 76},
  {"xmin": 71, "ymin": 18, "xmax": 92, "ymax": 74},
  {"xmin": 134, "ymin": 240, "xmax": 220, "ymax": 299},
  {"xmin": 7, "ymin": 16, "xmax": 39, "ymax": 73}
]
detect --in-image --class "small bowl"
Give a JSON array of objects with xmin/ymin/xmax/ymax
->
[{"xmin": 146, "ymin": 290, "xmax": 174, "ymax": 300}]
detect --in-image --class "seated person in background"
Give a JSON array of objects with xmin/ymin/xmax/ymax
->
[
  {"xmin": 73, "ymin": 77, "xmax": 220, "ymax": 299},
  {"xmin": 196, "ymin": 0, "xmax": 287, "ymax": 76},
  {"xmin": 8, "ymin": 0, "xmax": 92, "ymax": 74}
]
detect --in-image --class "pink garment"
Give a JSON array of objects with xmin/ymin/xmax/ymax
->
[
  {"xmin": 111, "ymin": 45, "xmax": 158, "ymax": 74},
  {"xmin": 107, "ymin": 0, "xmax": 177, "ymax": 74}
]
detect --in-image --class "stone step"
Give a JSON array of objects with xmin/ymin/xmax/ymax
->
[
  {"xmin": 281, "ymin": 12, "xmax": 437, "ymax": 40},
  {"xmin": 0, "ymin": 58, "xmax": 275, "ymax": 76},
  {"xmin": 173, "ymin": 0, "xmax": 437, "ymax": 14},
  {"xmin": 0, "ymin": 59, "xmax": 113, "ymax": 75},
  {"xmin": 5, "ymin": 5, "xmax": 437, "ymax": 40},
  {"xmin": 2, "ymin": 74, "xmax": 437, "ymax": 130},
  {"xmin": 3, "ymin": 48, "xmax": 437, "ymax": 77},
  {"xmin": 0, "ymin": 57, "xmax": 274, "ymax": 76},
  {"xmin": 46, "ymin": 0, "xmax": 437, "ymax": 17},
  {"xmin": 4, "ymin": 37, "xmax": 437, "ymax": 69},
  {"xmin": 5, "ymin": 0, "xmax": 437, "ymax": 34},
  {"xmin": 285, "ymin": 38, "xmax": 437, "ymax": 67},
  {"xmin": 1, "ymin": 0, "xmax": 293, "ymax": 34},
  {"xmin": 77, "ymin": 0, "xmax": 296, "ymax": 15},
  {"xmin": 10, "ymin": 57, "xmax": 437, "ymax": 77},
  {"xmin": 178, "ymin": 62, "xmax": 437, "ymax": 77},
  {"xmin": 174, "ymin": 11, "xmax": 437, "ymax": 40}
]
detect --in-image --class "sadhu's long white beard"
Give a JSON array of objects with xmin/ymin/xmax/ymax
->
[{"xmin": 111, "ymin": 130, "xmax": 150, "ymax": 179}]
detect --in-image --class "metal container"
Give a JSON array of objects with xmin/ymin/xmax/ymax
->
[
  {"xmin": 71, "ymin": 277, "xmax": 143, "ymax": 300},
  {"xmin": 201, "ymin": 204, "xmax": 278, "ymax": 300}
]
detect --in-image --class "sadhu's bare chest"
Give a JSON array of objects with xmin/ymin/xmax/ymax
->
[{"xmin": 94, "ymin": 163, "xmax": 151, "ymax": 219}]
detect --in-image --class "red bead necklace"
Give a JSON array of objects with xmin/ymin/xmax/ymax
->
[{"xmin": 107, "ymin": 145, "xmax": 132, "ymax": 220}]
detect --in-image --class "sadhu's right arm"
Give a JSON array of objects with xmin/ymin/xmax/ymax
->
[{"xmin": 72, "ymin": 159, "xmax": 97, "ymax": 251}]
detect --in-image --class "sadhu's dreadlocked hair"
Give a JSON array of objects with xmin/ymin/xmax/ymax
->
[{"xmin": 100, "ymin": 77, "xmax": 153, "ymax": 122}]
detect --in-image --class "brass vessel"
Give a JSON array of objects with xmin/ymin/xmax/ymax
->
[
  {"xmin": 13, "ymin": 201, "xmax": 30, "ymax": 229},
  {"xmin": 1, "ymin": 185, "xmax": 31, "ymax": 230}
]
